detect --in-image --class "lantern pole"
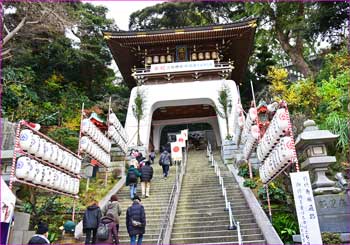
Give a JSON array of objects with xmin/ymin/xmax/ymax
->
[{"xmin": 265, "ymin": 184, "xmax": 273, "ymax": 222}]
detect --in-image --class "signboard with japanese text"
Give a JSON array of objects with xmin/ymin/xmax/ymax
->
[
  {"xmin": 171, "ymin": 142, "xmax": 182, "ymax": 161},
  {"xmin": 181, "ymin": 129, "xmax": 189, "ymax": 141},
  {"xmin": 291, "ymin": 171, "xmax": 322, "ymax": 245},
  {"xmin": 1, "ymin": 177, "xmax": 16, "ymax": 223},
  {"xmin": 176, "ymin": 134, "xmax": 186, "ymax": 148},
  {"xmin": 150, "ymin": 60, "xmax": 215, "ymax": 73}
]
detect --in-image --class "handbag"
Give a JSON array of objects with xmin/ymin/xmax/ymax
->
[{"xmin": 131, "ymin": 219, "xmax": 143, "ymax": 227}]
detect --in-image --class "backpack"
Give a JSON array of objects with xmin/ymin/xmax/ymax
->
[
  {"xmin": 162, "ymin": 153, "xmax": 170, "ymax": 165},
  {"xmin": 96, "ymin": 223, "xmax": 109, "ymax": 241},
  {"xmin": 128, "ymin": 170, "xmax": 137, "ymax": 183}
]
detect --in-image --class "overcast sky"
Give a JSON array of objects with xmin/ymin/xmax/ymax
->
[{"xmin": 85, "ymin": 1, "xmax": 163, "ymax": 30}]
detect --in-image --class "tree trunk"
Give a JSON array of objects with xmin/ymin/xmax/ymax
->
[
  {"xmin": 225, "ymin": 110, "xmax": 230, "ymax": 138},
  {"xmin": 273, "ymin": 2, "xmax": 315, "ymax": 78},
  {"xmin": 137, "ymin": 119, "xmax": 141, "ymax": 146},
  {"xmin": 276, "ymin": 31, "xmax": 314, "ymax": 78}
]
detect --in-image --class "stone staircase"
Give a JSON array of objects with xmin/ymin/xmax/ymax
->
[
  {"xmin": 116, "ymin": 163, "xmax": 176, "ymax": 244},
  {"xmin": 170, "ymin": 150, "xmax": 266, "ymax": 244}
]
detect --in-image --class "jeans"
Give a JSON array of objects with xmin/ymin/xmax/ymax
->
[
  {"xmin": 141, "ymin": 181, "xmax": 151, "ymax": 197},
  {"xmin": 130, "ymin": 234, "xmax": 143, "ymax": 245},
  {"xmin": 162, "ymin": 165, "xmax": 169, "ymax": 177},
  {"xmin": 85, "ymin": 228, "xmax": 97, "ymax": 244},
  {"xmin": 129, "ymin": 183, "xmax": 137, "ymax": 199}
]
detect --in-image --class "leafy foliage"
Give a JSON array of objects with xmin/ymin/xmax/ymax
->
[
  {"xmin": 243, "ymin": 179, "xmax": 257, "ymax": 189},
  {"xmin": 132, "ymin": 88, "xmax": 147, "ymax": 146},
  {"xmin": 321, "ymin": 232, "xmax": 342, "ymax": 244},
  {"xmin": 272, "ymin": 212, "xmax": 299, "ymax": 244},
  {"xmin": 23, "ymin": 195, "xmax": 67, "ymax": 242},
  {"xmin": 257, "ymin": 184, "xmax": 287, "ymax": 203},
  {"xmin": 238, "ymin": 163, "xmax": 257, "ymax": 178},
  {"xmin": 216, "ymin": 85, "xmax": 232, "ymax": 139}
]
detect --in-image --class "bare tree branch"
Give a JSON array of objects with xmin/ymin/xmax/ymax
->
[
  {"xmin": 3, "ymin": 16, "xmax": 27, "ymax": 46},
  {"xmin": 2, "ymin": 48, "xmax": 12, "ymax": 56},
  {"xmin": 3, "ymin": 23, "xmax": 10, "ymax": 35}
]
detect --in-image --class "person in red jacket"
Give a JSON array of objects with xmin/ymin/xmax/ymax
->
[{"xmin": 96, "ymin": 213, "xmax": 118, "ymax": 244}]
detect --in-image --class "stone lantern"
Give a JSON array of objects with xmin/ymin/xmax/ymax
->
[{"xmin": 295, "ymin": 119, "xmax": 342, "ymax": 195}]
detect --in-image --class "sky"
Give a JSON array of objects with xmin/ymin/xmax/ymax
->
[
  {"xmin": 85, "ymin": 1, "xmax": 164, "ymax": 30},
  {"xmin": 83, "ymin": 1, "xmax": 163, "ymax": 76}
]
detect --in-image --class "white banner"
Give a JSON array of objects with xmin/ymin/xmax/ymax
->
[
  {"xmin": 290, "ymin": 171, "xmax": 322, "ymax": 245},
  {"xmin": 171, "ymin": 142, "xmax": 182, "ymax": 161},
  {"xmin": 150, "ymin": 60, "xmax": 215, "ymax": 73},
  {"xmin": 181, "ymin": 129, "xmax": 189, "ymax": 141},
  {"xmin": 1, "ymin": 177, "xmax": 16, "ymax": 223},
  {"xmin": 176, "ymin": 134, "xmax": 186, "ymax": 148}
]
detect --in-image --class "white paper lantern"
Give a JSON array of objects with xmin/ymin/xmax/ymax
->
[
  {"xmin": 50, "ymin": 145, "xmax": 59, "ymax": 164},
  {"xmin": 43, "ymin": 142, "xmax": 52, "ymax": 161},
  {"xmin": 61, "ymin": 152, "xmax": 69, "ymax": 169},
  {"xmin": 109, "ymin": 113, "xmax": 117, "ymax": 124},
  {"xmin": 37, "ymin": 139, "xmax": 46, "ymax": 158},
  {"xmin": 16, "ymin": 156, "xmax": 31, "ymax": 179},
  {"xmin": 75, "ymin": 159, "xmax": 82, "ymax": 174},
  {"xmin": 73, "ymin": 179, "xmax": 80, "ymax": 194},
  {"xmin": 28, "ymin": 160, "xmax": 38, "ymax": 181},
  {"xmin": 33, "ymin": 163, "xmax": 44, "ymax": 184},
  {"xmin": 56, "ymin": 149, "xmax": 63, "ymax": 167},
  {"xmin": 51, "ymin": 169, "xmax": 59, "ymax": 189},
  {"xmin": 81, "ymin": 119, "xmax": 91, "ymax": 134},
  {"xmin": 80, "ymin": 136, "xmax": 90, "ymax": 151},
  {"xmin": 19, "ymin": 129, "xmax": 33, "ymax": 151},
  {"xmin": 57, "ymin": 172, "xmax": 64, "ymax": 191},
  {"xmin": 63, "ymin": 175, "xmax": 70, "ymax": 193},
  {"xmin": 28, "ymin": 134, "xmax": 40, "ymax": 155}
]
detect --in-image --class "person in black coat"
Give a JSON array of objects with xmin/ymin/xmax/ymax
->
[
  {"xmin": 126, "ymin": 196, "xmax": 146, "ymax": 245},
  {"xmin": 83, "ymin": 200, "xmax": 102, "ymax": 244},
  {"xmin": 140, "ymin": 161, "xmax": 153, "ymax": 198},
  {"xmin": 28, "ymin": 222, "xmax": 50, "ymax": 244}
]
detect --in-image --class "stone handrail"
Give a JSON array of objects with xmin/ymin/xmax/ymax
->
[
  {"xmin": 157, "ymin": 149, "xmax": 187, "ymax": 244},
  {"xmin": 228, "ymin": 165, "xmax": 283, "ymax": 244}
]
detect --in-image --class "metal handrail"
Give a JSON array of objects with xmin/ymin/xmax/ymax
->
[
  {"xmin": 157, "ymin": 150, "xmax": 186, "ymax": 244},
  {"xmin": 210, "ymin": 148, "xmax": 243, "ymax": 245}
]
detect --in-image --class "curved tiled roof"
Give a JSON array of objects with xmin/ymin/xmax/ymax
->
[{"xmin": 104, "ymin": 19, "xmax": 257, "ymax": 87}]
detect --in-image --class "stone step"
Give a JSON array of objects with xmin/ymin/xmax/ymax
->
[
  {"xmin": 177, "ymin": 199, "xmax": 247, "ymax": 208},
  {"xmin": 176, "ymin": 203, "xmax": 249, "ymax": 213},
  {"xmin": 170, "ymin": 233, "xmax": 264, "ymax": 244},
  {"xmin": 174, "ymin": 214, "xmax": 255, "ymax": 223},
  {"xmin": 178, "ymin": 195, "xmax": 244, "ymax": 203},
  {"xmin": 175, "ymin": 208, "xmax": 251, "ymax": 217},
  {"xmin": 119, "ymin": 233, "xmax": 160, "ymax": 240},
  {"xmin": 186, "ymin": 240, "xmax": 266, "ymax": 245},
  {"xmin": 171, "ymin": 229, "xmax": 263, "ymax": 239},
  {"xmin": 172, "ymin": 222, "xmax": 260, "ymax": 232},
  {"xmin": 119, "ymin": 238, "xmax": 158, "ymax": 244}
]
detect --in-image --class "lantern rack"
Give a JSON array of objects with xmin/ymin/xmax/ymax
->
[
  {"xmin": 15, "ymin": 178, "xmax": 78, "ymax": 199},
  {"xmin": 77, "ymin": 103, "xmax": 111, "ymax": 168},
  {"xmin": 107, "ymin": 98, "xmax": 128, "ymax": 154},
  {"xmin": 9, "ymin": 120, "xmax": 80, "ymax": 221},
  {"xmin": 255, "ymin": 101, "xmax": 299, "ymax": 221},
  {"xmin": 17, "ymin": 149, "xmax": 80, "ymax": 179},
  {"xmin": 9, "ymin": 120, "xmax": 81, "ymax": 191}
]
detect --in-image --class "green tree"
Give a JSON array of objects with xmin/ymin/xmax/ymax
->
[
  {"xmin": 132, "ymin": 88, "xmax": 146, "ymax": 146},
  {"xmin": 216, "ymin": 85, "xmax": 232, "ymax": 140}
]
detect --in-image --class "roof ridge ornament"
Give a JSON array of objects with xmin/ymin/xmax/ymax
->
[{"xmin": 103, "ymin": 33, "xmax": 112, "ymax": 40}]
